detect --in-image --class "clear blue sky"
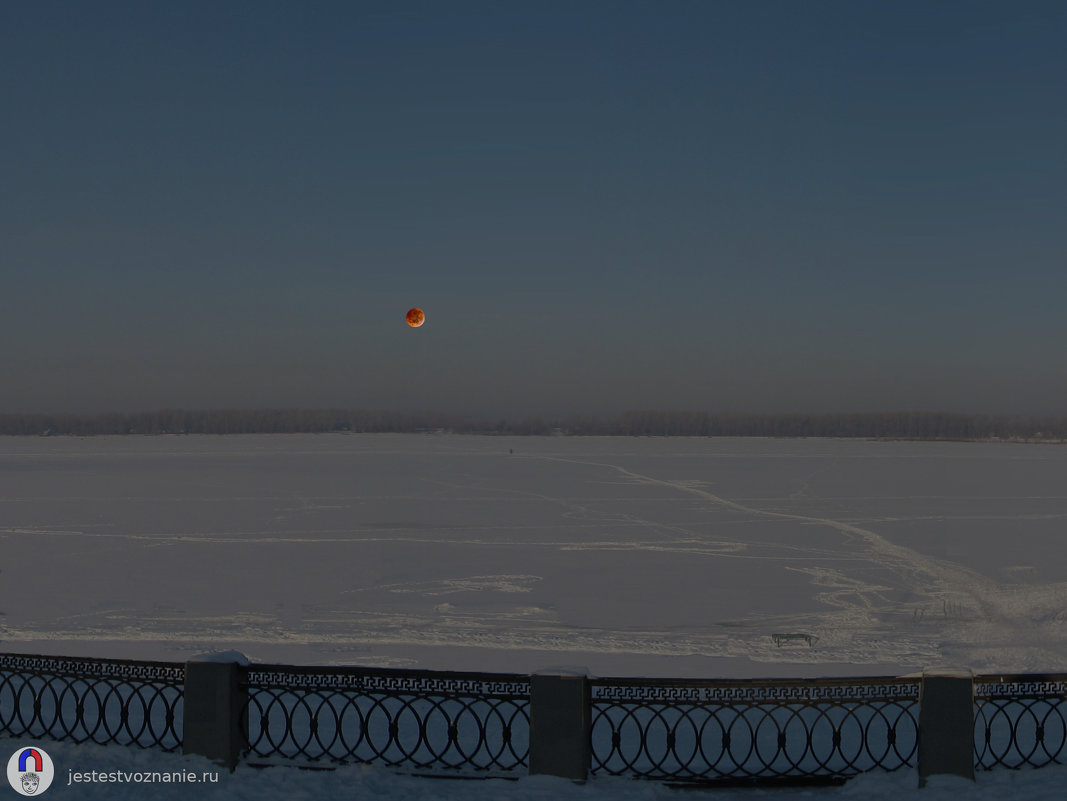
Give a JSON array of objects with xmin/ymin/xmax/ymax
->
[{"xmin": 3, "ymin": 1, "xmax": 1064, "ymax": 417}]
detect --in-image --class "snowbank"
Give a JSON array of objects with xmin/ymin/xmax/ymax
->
[{"xmin": 3, "ymin": 737, "xmax": 1067, "ymax": 801}]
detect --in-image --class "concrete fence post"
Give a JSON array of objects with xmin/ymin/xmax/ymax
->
[
  {"xmin": 529, "ymin": 671, "xmax": 592, "ymax": 781},
  {"xmin": 183, "ymin": 655, "xmax": 249, "ymax": 770},
  {"xmin": 918, "ymin": 668, "xmax": 974, "ymax": 787}
]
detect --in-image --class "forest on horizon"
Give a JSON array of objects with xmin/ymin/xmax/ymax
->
[{"xmin": 1, "ymin": 409, "xmax": 1066, "ymax": 441}]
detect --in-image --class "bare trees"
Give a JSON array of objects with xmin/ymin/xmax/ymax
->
[{"xmin": 0, "ymin": 410, "xmax": 1064, "ymax": 440}]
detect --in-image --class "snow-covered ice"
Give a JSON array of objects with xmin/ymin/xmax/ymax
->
[
  {"xmin": 3, "ymin": 434, "xmax": 1067, "ymax": 677},
  {"xmin": 4, "ymin": 435, "xmax": 1067, "ymax": 796}
]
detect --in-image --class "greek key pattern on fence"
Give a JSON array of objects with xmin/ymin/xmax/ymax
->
[
  {"xmin": 241, "ymin": 665, "xmax": 531, "ymax": 773},
  {"xmin": 0, "ymin": 653, "xmax": 183, "ymax": 751},
  {"xmin": 590, "ymin": 676, "xmax": 920, "ymax": 782},
  {"xmin": 973, "ymin": 673, "xmax": 1067, "ymax": 769}
]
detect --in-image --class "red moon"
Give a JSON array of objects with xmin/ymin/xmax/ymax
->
[{"xmin": 405, "ymin": 307, "xmax": 425, "ymax": 327}]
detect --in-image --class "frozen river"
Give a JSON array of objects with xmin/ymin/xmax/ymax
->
[{"xmin": 2, "ymin": 434, "xmax": 1066, "ymax": 677}]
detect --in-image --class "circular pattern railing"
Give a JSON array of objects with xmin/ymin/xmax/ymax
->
[
  {"xmin": 974, "ymin": 674, "xmax": 1067, "ymax": 769},
  {"xmin": 242, "ymin": 665, "xmax": 530, "ymax": 773},
  {"xmin": 5, "ymin": 651, "xmax": 1067, "ymax": 783},
  {"xmin": 0, "ymin": 653, "xmax": 183, "ymax": 751},
  {"xmin": 590, "ymin": 676, "xmax": 919, "ymax": 782}
]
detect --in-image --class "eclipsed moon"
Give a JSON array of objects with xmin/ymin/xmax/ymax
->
[{"xmin": 405, "ymin": 307, "xmax": 425, "ymax": 327}]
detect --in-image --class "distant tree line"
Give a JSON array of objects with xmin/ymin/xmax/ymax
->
[
  {"xmin": 1, "ymin": 409, "xmax": 1065, "ymax": 440},
  {"xmin": 584, "ymin": 411, "xmax": 1067, "ymax": 440}
]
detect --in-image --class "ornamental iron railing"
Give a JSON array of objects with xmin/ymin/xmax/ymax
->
[
  {"xmin": 2, "ymin": 652, "xmax": 1067, "ymax": 784},
  {"xmin": 0, "ymin": 653, "xmax": 183, "ymax": 751},
  {"xmin": 241, "ymin": 664, "xmax": 530, "ymax": 773},
  {"xmin": 973, "ymin": 673, "xmax": 1067, "ymax": 769},
  {"xmin": 589, "ymin": 675, "xmax": 920, "ymax": 782}
]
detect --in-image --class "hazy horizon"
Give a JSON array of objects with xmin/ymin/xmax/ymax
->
[{"xmin": 3, "ymin": 2, "xmax": 1064, "ymax": 417}]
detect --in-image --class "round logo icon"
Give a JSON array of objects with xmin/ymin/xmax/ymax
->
[{"xmin": 7, "ymin": 746, "xmax": 55, "ymax": 796}]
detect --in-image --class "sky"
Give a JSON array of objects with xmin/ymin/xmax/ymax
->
[{"xmin": 2, "ymin": 1, "xmax": 1065, "ymax": 418}]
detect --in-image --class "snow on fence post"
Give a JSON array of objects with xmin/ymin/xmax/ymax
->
[
  {"xmin": 529, "ymin": 669, "xmax": 592, "ymax": 781},
  {"xmin": 182, "ymin": 651, "xmax": 250, "ymax": 771},
  {"xmin": 918, "ymin": 668, "xmax": 975, "ymax": 787}
]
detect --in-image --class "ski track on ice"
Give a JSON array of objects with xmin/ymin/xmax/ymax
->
[
  {"xmin": 526, "ymin": 454, "xmax": 1067, "ymax": 667},
  {"xmin": 5, "ymin": 445, "xmax": 1067, "ymax": 672}
]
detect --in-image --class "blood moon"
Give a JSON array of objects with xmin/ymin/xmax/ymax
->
[{"xmin": 405, "ymin": 307, "xmax": 425, "ymax": 328}]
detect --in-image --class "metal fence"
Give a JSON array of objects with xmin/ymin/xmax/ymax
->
[
  {"xmin": 242, "ymin": 664, "xmax": 530, "ymax": 773},
  {"xmin": 974, "ymin": 673, "xmax": 1067, "ymax": 769},
  {"xmin": 0, "ymin": 653, "xmax": 183, "ymax": 751},
  {"xmin": 1, "ymin": 652, "xmax": 1066, "ymax": 785},
  {"xmin": 590, "ymin": 675, "xmax": 920, "ymax": 783}
]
